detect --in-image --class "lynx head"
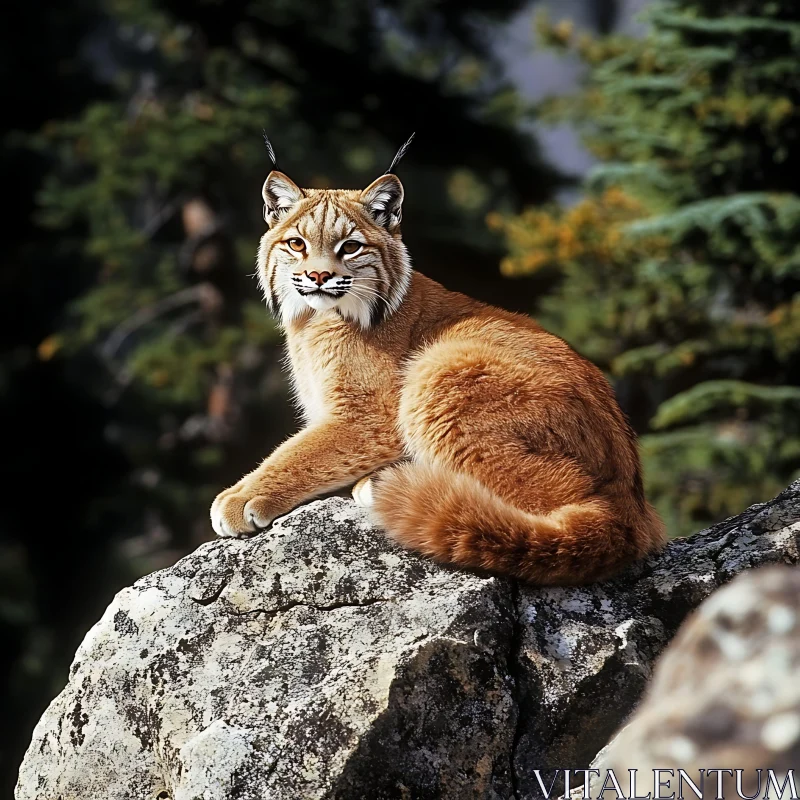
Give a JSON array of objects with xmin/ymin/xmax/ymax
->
[{"xmin": 256, "ymin": 169, "xmax": 412, "ymax": 330}]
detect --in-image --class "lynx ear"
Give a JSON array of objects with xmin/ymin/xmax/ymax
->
[
  {"xmin": 262, "ymin": 171, "xmax": 304, "ymax": 227},
  {"xmin": 360, "ymin": 174, "xmax": 404, "ymax": 231}
]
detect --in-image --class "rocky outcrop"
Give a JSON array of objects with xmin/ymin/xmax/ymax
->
[
  {"xmin": 596, "ymin": 564, "xmax": 800, "ymax": 797},
  {"xmin": 16, "ymin": 481, "xmax": 800, "ymax": 800}
]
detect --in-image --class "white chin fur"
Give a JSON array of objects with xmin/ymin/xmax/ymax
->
[
  {"xmin": 334, "ymin": 290, "xmax": 375, "ymax": 329},
  {"xmin": 302, "ymin": 293, "xmax": 340, "ymax": 312},
  {"xmin": 277, "ymin": 286, "xmax": 312, "ymax": 325},
  {"xmin": 279, "ymin": 287, "xmax": 375, "ymax": 330}
]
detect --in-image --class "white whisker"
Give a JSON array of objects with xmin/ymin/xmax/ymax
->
[{"xmin": 348, "ymin": 286, "xmax": 391, "ymax": 308}]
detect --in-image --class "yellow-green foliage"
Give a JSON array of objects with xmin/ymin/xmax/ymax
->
[
  {"xmin": 495, "ymin": 0, "xmax": 800, "ymax": 536},
  {"xmin": 36, "ymin": 0, "xmax": 551, "ymax": 537}
]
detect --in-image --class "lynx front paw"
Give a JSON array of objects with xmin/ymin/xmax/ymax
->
[{"xmin": 210, "ymin": 482, "xmax": 276, "ymax": 538}]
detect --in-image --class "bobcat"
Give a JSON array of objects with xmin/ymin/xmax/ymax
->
[{"xmin": 210, "ymin": 150, "xmax": 665, "ymax": 584}]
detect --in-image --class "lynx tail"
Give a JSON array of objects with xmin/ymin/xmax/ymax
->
[{"xmin": 372, "ymin": 462, "xmax": 661, "ymax": 585}]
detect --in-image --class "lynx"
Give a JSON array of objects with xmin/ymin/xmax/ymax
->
[{"xmin": 210, "ymin": 143, "xmax": 664, "ymax": 584}]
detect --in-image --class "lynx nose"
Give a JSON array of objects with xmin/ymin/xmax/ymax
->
[{"xmin": 306, "ymin": 270, "xmax": 333, "ymax": 286}]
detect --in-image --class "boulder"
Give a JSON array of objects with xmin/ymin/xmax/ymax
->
[
  {"xmin": 595, "ymin": 564, "xmax": 800, "ymax": 798},
  {"xmin": 16, "ymin": 480, "xmax": 800, "ymax": 800}
]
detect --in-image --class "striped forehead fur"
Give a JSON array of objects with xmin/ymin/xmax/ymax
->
[{"xmin": 257, "ymin": 188, "xmax": 411, "ymax": 330}]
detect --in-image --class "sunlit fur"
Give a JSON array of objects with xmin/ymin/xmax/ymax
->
[{"xmin": 211, "ymin": 172, "xmax": 665, "ymax": 585}]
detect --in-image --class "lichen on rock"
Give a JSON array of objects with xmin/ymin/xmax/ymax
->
[
  {"xmin": 595, "ymin": 564, "xmax": 800, "ymax": 797},
  {"xmin": 15, "ymin": 481, "xmax": 800, "ymax": 800}
]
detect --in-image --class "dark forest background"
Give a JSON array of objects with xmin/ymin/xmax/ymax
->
[{"xmin": 2, "ymin": 0, "xmax": 799, "ymax": 792}]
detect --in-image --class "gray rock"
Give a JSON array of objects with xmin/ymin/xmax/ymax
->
[
  {"xmin": 16, "ymin": 481, "xmax": 800, "ymax": 800},
  {"xmin": 595, "ymin": 564, "xmax": 800, "ymax": 798},
  {"xmin": 511, "ymin": 479, "xmax": 800, "ymax": 797}
]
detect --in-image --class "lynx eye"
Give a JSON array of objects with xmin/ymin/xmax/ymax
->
[
  {"xmin": 340, "ymin": 240, "xmax": 363, "ymax": 255},
  {"xmin": 287, "ymin": 238, "xmax": 306, "ymax": 253}
]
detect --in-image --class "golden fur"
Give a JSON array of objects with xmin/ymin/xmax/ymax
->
[{"xmin": 210, "ymin": 171, "xmax": 665, "ymax": 584}]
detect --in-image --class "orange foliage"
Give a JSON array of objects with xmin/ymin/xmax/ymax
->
[{"xmin": 487, "ymin": 187, "xmax": 665, "ymax": 278}]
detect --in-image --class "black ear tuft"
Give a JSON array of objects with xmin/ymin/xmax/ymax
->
[
  {"xmin": 360, "ymin": 174, "xmax": 404, "ymax": 231},
  {"xmin": 262, "ymin": 171, "xmax": 304, "ymax": 228},
  {"xmin": 384, "ymin": 132, "xmax": 415, "ymax": 175},
  {"xmin": 262, "ymin": 130, "xmax": 278, "ymax": 169}
]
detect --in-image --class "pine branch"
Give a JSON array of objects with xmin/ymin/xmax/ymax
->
[{"xmin": 652, "ymin": 381, "xmax": 800, "ymax": 430}]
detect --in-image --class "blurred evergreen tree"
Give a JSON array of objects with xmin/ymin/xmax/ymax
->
[
  {"xmin": 0, "ymin": 0, "xmax": 127, "ymax": 793},
  {"xmin": 37, "ymin": 0, "xmax": 560, "ymax": 555},
  {"xmin": 8, "ymin": 0, "xmax": 563, "ymax": 787},
  {"xmin": 491, "ymin": 1, "xmax": 800, "ymax": 535}
]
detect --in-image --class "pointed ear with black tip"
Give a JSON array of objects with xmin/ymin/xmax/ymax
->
[
  {"xmin": 360, "ymin": 174, "xmax": 404, "ymax": 231},
  {"xmin": 262, "ymin": 171, "xmax": 305, "ymax": 227}
]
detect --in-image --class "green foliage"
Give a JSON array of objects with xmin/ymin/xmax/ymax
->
[
  {"xmin": 496, "ymin": 0, "xmax": 800, "ymax": 535},
  {"xmin": 5, "ymin": 1, "xmax": 558, "ymax": 791},
  {"xmin": 651, "ymin": 381, "xmax": 800, "ymax": 429},
  {"xmin": 36, "ymin": 0, "xmax": 552, "ymax": 548}
]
